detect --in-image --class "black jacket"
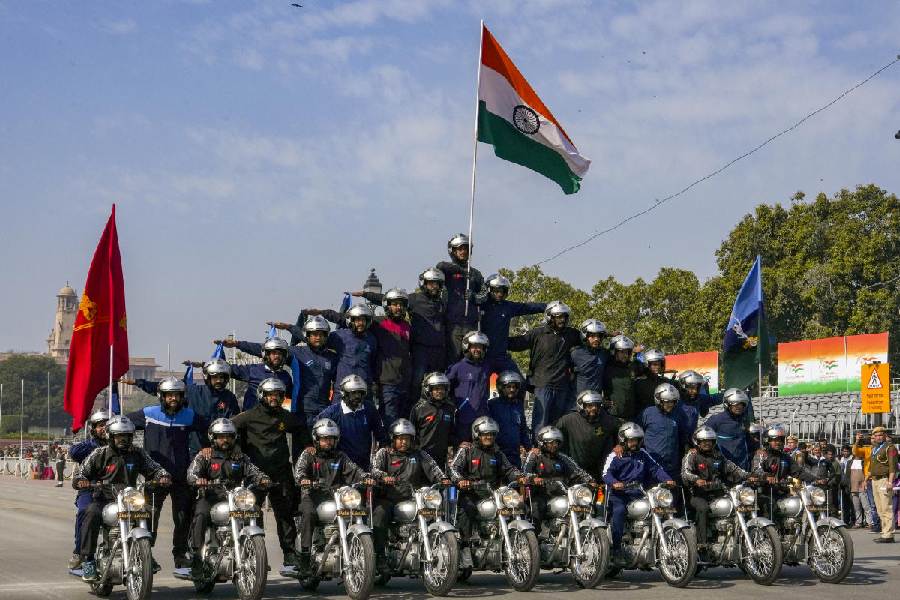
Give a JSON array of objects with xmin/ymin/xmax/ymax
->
[
  {"xmin": 74, "ymin": 445, "xmax": 169, "ymax": 500},
  {"xmin": 681, "ymin": 448, "xmax": 748, "ymax": 496},
  {"xmin": 436, "ymin": 260, "xmax": 483, "ymax": 327},
  {"xmin": 371, "ymin": 447, "xmax": 445, "ymax": 501},
  {"xmin": 409, "ymin": 396, "xmax": 458, "ymax": 464},
  {"xmin": 522, "ymin": 451, "xmax": 593, "ymax": 488},
  {"xmin": 602, "ymin": 360, "xmax": 640, "ymax": 420},
  {"xmin": 508, "ymin": 325, "xmax": 581, "ymax": 388},
  {"xmin": 293, "ymin": 449, "xmax": 368, "ymax": 500},
  {"xmin": 751, "ymin": 449, "xmax": 817, "ymax": 485},
  {"xmin": 449, "ymin": 444, "xmax": 522, "ymax": 493},
  {"xmin": 186, "ymin": 448, "xmax": 266, "ymax": 488},
  {"xmin": 556, "ymin": 409, "xmax": 620, "ymax": 481},
  {"xmin": 633, "ymin": 372, "xmax": 674, "ymax": 415},
  {"xmin": 231, "ymin": 404, "xmax": 312, "ymax": 482}
]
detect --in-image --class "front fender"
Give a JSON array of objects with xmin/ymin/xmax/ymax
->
[
  {"xmin": 127, "ymin": 526, "xmax": 152, "ymax": 541},
  {"xmin": 746, "ymin": 516, "xmax": 775, "ymax": 528},
  {"xmin": 661, "ymin": 517, "xmax": 692, "ymax": 531},
  {"xmin": 507, "ymin": 518, "xmax": 535, "ymax": 532},
  {"xmin": 814, "ymin": 516, "xmax": 847, "ymax": 529},
  {"xmin": 239, "ymin": 525, "xmax": 266, "ymax": 539},
  {"xmin": 578, "ymin": 517, "xmax": 608, "ymax": 530},
  {"xmin": 347, "ymin": 523, "xmax": 373, "ymax": 537},
  {"xmin": 427, "ymin": 520, "xmax": 457, "ymax": 535}
]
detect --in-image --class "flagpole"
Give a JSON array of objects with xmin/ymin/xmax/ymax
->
[
  {"xmin": 231, "ymin": 329, "xmax": 237, "ymax": 394},
  {"xmin": 20, "ymin": 379, "xmax": 24, "ymax": 466},
  {"xmin": 464, "ymin": 20, "xmax": 485, "ymax": 318},
  {"xmin": 109, "ymin": 344, "xmax": 114, "ymax": 414},
  {"xmin": 46, "ymin": 372, "xmax": 50, "ymax": 446}
]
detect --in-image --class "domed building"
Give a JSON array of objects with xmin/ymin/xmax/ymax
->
[{"xmin": 46, "ymin": 283, "xmax": 78, "ymax": 361}]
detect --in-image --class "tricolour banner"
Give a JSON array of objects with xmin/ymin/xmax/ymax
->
[
  {"xmin": 666, "ymin": 351, "xmax": 719, "ymax": 393},
  {"xmin": 777, "ymin": 332, "xmax": 888, "ymax": 396}
]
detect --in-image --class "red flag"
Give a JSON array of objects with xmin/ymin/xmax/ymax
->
[{"xmin": 64, "ymin": 205, "xmax": 129, "ymax": 430}]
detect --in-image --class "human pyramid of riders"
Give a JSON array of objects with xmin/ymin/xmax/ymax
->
[{"xmin": 68, "ymin": 233, "xmax": 859, "ymax": 600}]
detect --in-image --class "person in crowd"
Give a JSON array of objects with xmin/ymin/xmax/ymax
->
[
  {"xmin": 863, "ymin": 426, "xmax": 897, "ymax": 543},
  {"xmin": 602, "ymin": 335, "xmax": 641, "ymax": 421},
  {"xmin": 447, "ymin": 331, "xmax": 492, "ymax": 444},
  {"xmin": 751, "ymin": 424, "xmax": 819, "ymax": 520},
  {"xmin": 217, "ymin": 336, "xmax": 293, "ymax": 410},
  {"xmin": 487, "ymin": 371, "xmax": 532, "ymax": 468},
  {"xmin": 703, "ymin": 388, "xmax": 754, "ymax": 471},
  {"xmin": 639, "ymin": 383, "xmax": 689, "ymax": 483},
  {"xmin": 316, "ymin": 374, "xmax": 388, "ymax": 469},
  {"xmin": 409, "ymin": 371, "xmax": 458, "ymax": 465},
  {"xmin": 367, "ymin": 288, "xmax": 413, "ymax": 427},
  {"xmin": 852, "ymin": 431, "xmax": 883, "ymax": 532},
  {"xmin": 557, "ymin": 390, "xmax": 620, "ymax": 482},
  {"xmin": 674, "ymin": 370, "xmax": 721, "ymax": 418},
  {"xmin": 436, "ymin": 233, "xmax": 483, "ymax": 360},
  {"xmin": 67, "ymin": 409, "xmax": 110, "ymax": 570},
  {"xmin": 508, "ymin": 301, "xmax": 581, "ymax": 436},
  {"xmin": 571, "ymin": 319, "xmax": 611, "ymax": 397},
  {"xmin": 633, "ymin": 349, "xmax": 673, "ymax": 414},
  {"xmin": 479, "ymin": 273, "xmax": 546, "ymax": 377}
]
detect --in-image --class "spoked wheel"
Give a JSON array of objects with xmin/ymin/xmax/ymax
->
[
  {"xmin": 422, "ymin": 530, "xmax": 460, "ymax": 596},
  {"xmin": 124, "ymin": 539, "xmax": 153, "ymax": 600},
  {"xmin": 234, "ymin": 536, "xmax": 267, "ymax": 600},
  {"xmin": 571, "ymin": 527, "xmax": 609, "ymax": 588},
  {"xmin": 655, "ymin": 526, "xmax": 697, "ymax": 588},
  {"xmin": 809, "ymin": 526, "xmax": 853, "ymax": 583},
  {"xmin": 504, "ymin": 529, "xmax": 540, "ymax": 592},
  {"xmin": 344, "ymin": 533, "xmax": 375, "ymax": 600},
  {"xmin": 740, "ymin": 525, "xmax": 782, "ymax": 585}
]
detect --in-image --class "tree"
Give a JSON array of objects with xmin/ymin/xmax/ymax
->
[{"xmin": 0, "ymin": 354, "xmax": 67, "ymax": 434}]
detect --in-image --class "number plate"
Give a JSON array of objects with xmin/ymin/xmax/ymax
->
[
  {"xmin": 498, "ymin": 508, "xmax": 515, "ymax": 516},
  {"xmin": 571, "ymin": 506, "xmax": 591, "ymax": 513},
  {"xmin": 118, "ymin": 511, "xmax": 150, "ymax": 520},
  {"xmin": 229, "ymin": 510, "xmax": 260, "ymax": 519},
  {"xmin": 418, "ymin": 509, "xmax": 437, "ymax": 518},
  {"xmin": 336, "ymin": 509, "xmax": 368, "ymax": 517}
]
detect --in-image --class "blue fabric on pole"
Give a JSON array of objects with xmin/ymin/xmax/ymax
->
[
  {"xmin": 290, "ymin": 354, "xmax": 301, "ymax": 413},
  {"xmin": 211, "ymin": 342, "xmax": 225, "ymax": 360},
  {"xmin": 723, "ymin": 255, "xmax": 763, "ymax": 352},
  {"xmin": 268, "ymin": 324, "xmax": 278, "ymax": 339},
  {"xmin": 110, "ymin": 381, "xmax": 121, "ymax": 415},
  {"xmin": 340, "ymin": 292, "xmax": 351, "ymax": 313},
  {"xmin": 183, "ymin": 364, "xmax": 193, "ymax": 384}
]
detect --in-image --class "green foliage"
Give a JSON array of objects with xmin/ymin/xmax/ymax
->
[{"xmin": 0, "ymin": 355, "xmax": 67, "ymax": 433}]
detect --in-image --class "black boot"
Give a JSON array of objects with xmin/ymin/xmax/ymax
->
[
  {"xmin": 297, "ymin": 551, "xmax": 312, "ymax": 578},
  {"xmin": 375, "ymin": 554, "xmax": 389, "ymax": 575}
]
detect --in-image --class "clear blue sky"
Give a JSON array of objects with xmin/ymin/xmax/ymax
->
[{"xmin": 2, "ymin": 0, "xmax": 899, "ymax": 363}]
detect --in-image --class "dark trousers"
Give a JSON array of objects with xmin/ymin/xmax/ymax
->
[
  {"xmin": 79, "ymin": 499, "xmax": 110, "ymax": 559},
  {"xmin": 410, "ymin": 345, "xmax": 448, "ymax": 400},
  {"xmin": 371, "ymin": 497, "xmax": 396, "ymax": 556},
  {"xmin": 447, "ymin": 324, "xmax": 474, "ymax": 362},
  {"xmin": 254, "ymin": 482, "xmax": 298, "ymax": 558},
  {"xmin": 608, "ymin": 492, "xmax": 639, "ymax": 550},
  {"xmin": 147, "ymin": 483, "xmax": 193, "ymax": 558},
  {"xmin": 528, "ymin": 491, "xmax": 554, "ymax": 536},
  {"xmin": 298, "ymin": 491, "xmax": 329, "ymax": 551},
  {"xmin": 190, "ymin": 493, "xmax": 226, "ymax": 550},
  {"xmin": 378, "ymin": 383, "xmax": 410, "ymax": 429},
  {"xmin": 690, "ymin": 495, "xmax": 711, "ymax": 544},
  {"xmin": 531, "ymin": 386, "xmax": 573, "ymax": 438},
  {"xmin": 455, "ymin": 494, "xmax": 481, "ymax": 544},
  {"xmin": 73, "ymin": 491, "xmax": 93, "ymax": 554}
]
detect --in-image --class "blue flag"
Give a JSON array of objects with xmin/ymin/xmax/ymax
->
[
  {"xmin": 340, "ymin": 292, "xmax": 352, "ymax": 313},
  {"xmin": 723, "ymin": 256, "xmax": 763, "ymax": 352},
  {"xmin": 183, "ymin": 363, "xmax": 194, "ymax": 384},
  {"xmin": 268, "ymin": 324, "xmax": 277, "ymax": 339},
  {"xmin": 290, "ymin": 354, "xmax": 301, "ymax": 413},
  {"xmin": 110, "ymin": 381, "xmax": 121, "ymax": 415},
  {"xmin": 211, "ymin": 342, "xmax": 225, "ymax": 360}
]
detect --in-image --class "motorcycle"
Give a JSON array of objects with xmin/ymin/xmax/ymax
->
[
  {"xmin": 532, "ymin": 481, "xmax": 610, "ymax": 588},
  {"xmin": 82, "ymin": 483, "xmax": 157, "ymax": 600},
  {"xmin": 767, "ymin": 479, "xmax": 853, "ymax": 583},
  {"xmin": 694, "ymin": 482, "xmax": 782, "ymax": 585},
  {"xmin": 606, "ymin": 482, "xmax": 697, "ymax": 587},
  {"xmin": 376, "ymin": 484, "xmax": 459, "ymax": 596},
  {"xmin": 458, "ymin": 481, "xmax": 540, "ymax": 592},
  {"xmin": 173, "ymin": 483, "xmax": 267, "ymax": 599},
  {"xmin": 287, "ymin": 482, "xmax": 376, "ymax": 600}
]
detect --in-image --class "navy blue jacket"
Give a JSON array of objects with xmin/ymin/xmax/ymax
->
[
  {"xmin": 408, "ymin": 290, "xmax": 446, "ymax": 349},
  {"xmin": 316, "ymin": 401, "xmax": 387, "ymax": 469},
  {"xmin": 602, "ymin": 448, "xmax": 672, "ymax": 496},
  {"xmin": 135, "ymin": 379, "xmax": 240, "ymax": 421},
  {"xmin": 488, "ymin": 396, "xmax": 532, "ymax": 466},
  {"xmin": 571, "ymin": 346, "xmax": 609, "ymax": 396},
  {"xmin": 639, "ymin": 405, "xmax": 685, "ymax": 478},
  {"xmin": 447, "ymin": 357, "xmax": 491, "ymax": 441},
  {"xmin": 236, "ymin": 341, "xmax": 337, "ymax": 418},
  {"xmin": 704, "ymin": 408, "xmax": 752, "ymax": 470},
  {"xmin": 479, "ymin": 299, "xmax": 546, "ymax": 359},
  {"xmin": 229, "ymin": 362, "xmax": 293, "ymax": 411},
  {"xmin": 436, "ymin": 260, "xmax": 483, "ymax": 327},
  {"xmin": 127, "ymin": 405, "xmax": 207, "ymax": 482},
  {"xmin": 69, "ymin": 438, "xmax": 101, "ymax": 463},
  {"xmin": 295, "ymin": 310, "xmax": 378, "ymax": 386}
]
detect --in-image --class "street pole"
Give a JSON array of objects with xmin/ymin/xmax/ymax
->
[
  {"xmin": 46, "ymin": 371, "xmax": 50, "ymax": 446},
  {"xmin": 19, "ymin": 379, "xmax": 24, "ymax": 466},
  {"xmin": 231, "ymin": 330, "xmax": 237, "ymax": 394}
]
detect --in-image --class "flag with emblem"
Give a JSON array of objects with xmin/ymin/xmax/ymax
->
[
  {"xmin": 722, "ymin": 255, "xmax": 771, "ymax": 391},
  {"xmin": 64, "ymin": 204, "xmax": 129, "ymax": 431},
  {"xmin": 476, "ymin": 23, "xmax": 590, "ymax": 194}
]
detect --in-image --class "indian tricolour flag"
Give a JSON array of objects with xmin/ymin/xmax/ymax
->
[{"xmin": 477, "ymin": 24, "xmax": 590, "ymax": 194}]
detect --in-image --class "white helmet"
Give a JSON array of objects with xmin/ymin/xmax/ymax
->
[
  {"xmin": 579, "ymin": 319, "xmax": 607, "ymax": 341},
  {"xmin": 462, "ymin": 331, "xmax": 490, "ymax": 351},
  {"xmin": 677, "ymin": 370, "xmax": 705, "ymax": 386},
  {"xmin": 496, "ymin": 370, "xmax": 524, "ymax": 389},
  {"xmin": 418, "ymin": 268, "xmax": 445, "ymax": 288},
  {"xmin": 722, "ymin": 388, "xmax": 750, "ymax": 406},
  {"xmin": 653, "ymin": 383, "xmax": 680, "ymax": 406},
  {"xmin": 766, "ymin": 424, "xmax": 787, "ymax": 440},
  {"xmin": 618, "ymin": 421, "xmax": 645, "ymax": 442},
  {"xmin": 576, "ymin": 390, "xmax": 604, "ymax": 411},
  {"xmin": 345, "ymin": 304, "xmax": 374, "ymax": 329},
  {"xmin": 303, "ymin": 315, "xmax": 331, "ymax": 334},
  {"xmin": 610, "ymin": 335, "xmax": 635, "ymax": 351},
  {"xmin": 107, "ymin": 415, "xmax": 136, "ymax": 436},
  {"xmin": 447, "ymin": 233, "xmax": 471, "ymax": 256},
  {"xmin": 389, "ymin": 418, "xmax": 416, "ymax": 440},
  {"xmin": 256, "ymin": 377, "xmax": 287, "ymax": 403},
  {"xmin": 339, "ymin": 374, "xmax": 368, "ymax": 396},
  {"xmin": 202, "ymin": 358, "xmax": 231, "ymax": 378},
  {"xmin": 692, "ymin": 425, "xmax": 717, "ymax": 445},
  {"xmin": 536, "ymin": 426, "xmax": 564, "ymax": 446},
  {"xmin": 208, "ymin": 418, "xmax": 237, "ymax": 443},
  {"xmin": 644, "ymin": 349, "xmax": 665, "ymax": 364},
  {"xmin": 312, "ymin": 418, "xmax": 341, "ymax": 443},
  {"xmin": 486, "ymin": 274, "xmax": 511, "ymax": 291},
  {"xmin": 423, "ymin": 372, "xmax": 450, "ymax": 396},
  {"xmin": 543, "ymin": 300, "xmax": 571, "ymax": 324},
  {"xmin": 157, "ymin": 376, "xmax": 186, "ymax": 405},
  {"xmin": 382, "ymin": 288, "xmax": 409, "ymax": 309},
  {"xmin": 471, "ymin": 416, "xmax": 500, "ymax": 440}
]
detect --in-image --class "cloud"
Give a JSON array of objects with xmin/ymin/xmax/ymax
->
[{"xmin": 100, "ymin": 18, "xmax": 138, "ymax": 35}]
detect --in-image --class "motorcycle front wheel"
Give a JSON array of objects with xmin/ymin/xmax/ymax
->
[
  {"xmin": 344, "ymin": 533, "xmax": 376, "ymax": 600},
  {"xmin": 571, "ymin": 527, "xmax": 609, "ymax": 588},
  {"xmin": 656, "ymin": 526, "xmax": 697, "ymax": 588},
  {"xmin": 740, "ymin": 525, "xmax": 782, "ymax": 585},
  {"xmin": 422, "ymin": 530, "xmax": 460, "ymax": 596},
  {"xmin": 504, "ymin": 529, "xmax": 540, "ymax": 592},
  {"xmin": 808, "ymin": 526, "xmax": 853, "ymax": 583},
  {"xmin": 124, "ymin": 539, "xmax": 153, "ymax": 600},
  {"xmin": 234, "ymin": 535, "xmax": 267, "ymax": 600}
]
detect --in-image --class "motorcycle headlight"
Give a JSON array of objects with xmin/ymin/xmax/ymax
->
[
  {"xmin": 738, "ymin": 487, "xmax": 757, "ymax": 506},
  {"xmin": 807, "ymin": 486, "xmax": 826, "ymax": 506},
  {"xmin": 338, "ymin": 487, "xmax": 362, "ymax": 509},
  {"xmin": 233, "ymin": 488, "xmax": 257, "ymax": 511},
  {"xmin": 500, "ymin": 488, "xmax": 523, "ymax": 509},
  {"xmin": 652, "ymin": 487, "xmax": 674, "ymax": 508},
  {"xmin": 421, "ymin": 489, "xmax": 443, "ymax": 509},
  {"xmin": 572, "ymin": 485, "xmax": 594, "ymax": 506},
  {"xmin": 122, "ymin": 488, "xmax": 146, "ymax": 511}
]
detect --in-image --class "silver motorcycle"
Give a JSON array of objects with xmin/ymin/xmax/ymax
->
[
  {"xmin": 606, "ymin": 483, "xmax": 697, "ymax": 587},
  {"xmin": 174, "ymin": 484, "xmax": 267, "ymax": 599},
  {"xmin": 768, "ymin": 480, "xmax": 853, "ymax": 583},
  {"xmin": 377, "ymin": 484, "xmax": 459, "ymax": 596},
  {"xmin": 289, "ymin": 483, "xmax": 376, "ymax": 600},
  {"xmin": 85, "ymin": 483, "xmax": 156, "ymax": 600},
  {"xmin": 459, "ymin": 482, "xmax": 540, "ymax": 592},
  {"xmin": 534, "ymin": 482, "xmax": 609, "ymax": 588},
  {"xmin": 696, "ymin": 482, "xmax": 782, "ymax": 584}
]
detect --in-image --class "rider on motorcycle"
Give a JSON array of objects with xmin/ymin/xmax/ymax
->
[
  {"xmin": 72, "ymin": 416, "xmax": 171, "ymax": 582},
  {"xmin": 293, "ymin": 418, "xmax": 373, "ymax": 577},
  {"xmin": 750, "ymin": 424, "xmax": 819, "ymax": 519},
  {"xmin": 449, "ymin": 416, "xmax": 529, "ymax": 569},
  {"xmin": 602, "ymin": 422, "xmax": 675, "ymax": 557},
  {"xmin": 186, "ymin": 418, "xmax": 271, "ymax": 577},
  {"xmin": 371, "ymin": 419, "xmax": 450, "ymax": 575},
  {"xmin": 523, "ymin": 426, "xmax": 595, "ymax": 537}
]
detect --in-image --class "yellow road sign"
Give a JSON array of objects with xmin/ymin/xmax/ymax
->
[{"xmin": 860, "ymin": 363, "xmax": 891, "ymax": 414}]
